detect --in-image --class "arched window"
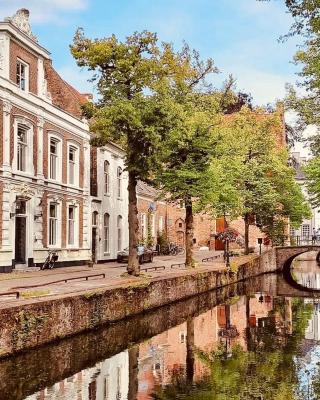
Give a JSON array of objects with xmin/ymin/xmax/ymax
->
[
  {"xmin": 104, "ymin": 160, "xmax": 110, "ymax": 194},
  {"xmin": 104, "ymin": 213, "xmax": 110, "ymax": 253},
  {"xmin": 92, "ymin": 211, "xmax": 98, "ymax": 227},
  {"xmin": 117, "ymin": 215, "xmax": 122, "ymax": 251},
  {"xmin": 117, "ymin": 167, "xmax": 122, "ymax": 198}
]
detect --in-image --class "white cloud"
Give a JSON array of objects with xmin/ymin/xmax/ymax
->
[{"xmin": 0, "ymin": 0, "xmax": 88, "ymax": 23}]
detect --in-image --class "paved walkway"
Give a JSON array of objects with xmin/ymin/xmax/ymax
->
[{"xmin": 0, "ymin": 250, "xmax": 255, "ymax": 308}]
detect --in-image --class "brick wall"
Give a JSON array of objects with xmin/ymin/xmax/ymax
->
[
  {"xmin": 43, "ymin": 121, "xmax": 84, "ymax": 187},
  {"xmin": 10, "ymin": 40, "xmax": 38, "ymax": 95},
  {"xmin": 44, "ymin": 60, "xmax": 86, "ymax": 119},
  {"xmin": 137, "ymin": 196, "xmax": 214, "ymax": 248},
  {"xmin": 10, "ymin": 106, "xmax": 37, "ymax": 169},
  {"xmin": 229, "ymin": 217, "xmax": 264, "ymax": 250},
  {"xmin": 0, "ymin": 182, "xmax": 3, "ymax": 248},
  {"xmin": 0, "ymin": 100, "xmax": 3, "ymax": 167},
  {"xmin": 42, "ymin": 192, "xmax": 84, "ymax": 249}
]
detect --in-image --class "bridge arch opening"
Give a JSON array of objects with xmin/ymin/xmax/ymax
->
[{"xmin": 282, "ymin": 250, "xmax": 320, "ymax": 294}]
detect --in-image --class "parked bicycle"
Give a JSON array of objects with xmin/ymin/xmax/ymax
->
[
  {"xmin": 41, "ymin": 250, "xmax": 59, "ymax": 270},
  {"xmin": 169, "ymin": 243, "xmax": 185, "ymax": 256}
]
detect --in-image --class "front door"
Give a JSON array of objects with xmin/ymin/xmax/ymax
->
[
  {"xmin": 15, "ymin": 216, "xmax": 26, "ymax": 264},
  {"xmin": 215, "ymin": 217, "xmax": 226, "ymax": 251},
  {"xmin": 177, "ymin": 231, "xmax": 185, "ymax": 247}
]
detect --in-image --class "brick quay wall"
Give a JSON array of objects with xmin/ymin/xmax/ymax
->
[{"xmin": 0, "ymin": 249, "xmax": 278, "ymax": 359}]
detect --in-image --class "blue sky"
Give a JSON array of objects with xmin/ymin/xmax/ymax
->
[{"xmin": 1, "ymin": 0, "xmax": 302, "ymax": 105}]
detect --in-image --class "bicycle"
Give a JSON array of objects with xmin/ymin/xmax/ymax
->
[
  {"xmin": 41, "ymin": 250, "xmax": 59, "ymax": 270},
  {"xmin": 169, "ymin": 243, "xmax": 185, "ymax": 256}
]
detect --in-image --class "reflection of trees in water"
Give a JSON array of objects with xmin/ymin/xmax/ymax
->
[{"xmin": 152, "ymin": 298, "xmax": 314, "ymax": 400}]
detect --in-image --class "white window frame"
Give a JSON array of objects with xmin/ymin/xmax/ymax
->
[
  {"xmin": 117, "ymin": 215, "xmax": 122, "ymax": 251},
  {"xmin": 13, "ymin": 118, "xmax": 34, "ymax": 176},
  {"xmin": 117, "ymin": 166, "xmax": 122, "ymax": 199},
  {"xmin": 16, "ymin": 58, "xmax": 29, "ymax": 92},
  {"xmin": 67, "ymin": 142, "xmax": 80, "ymax": 187},
  {"xmin": 301, "ymin": 224, "xmax": 310, "ymax": 239},
  {"xmin": 141, "ymin": 213, "xmax": 146, "ymax": 239},
  {"xmin": 48, "ymin": 200, "xmax": 61, "ymax": 248},
  {"xmin": 67, "ymin": 203, "xmax": 79, "ymax": 248},
  {"xmin": 48, "ymin": 133, "xmax": 62, "ymax": 182},
  {"xmin": 104, "ymin": 160, "xmax": 110, "ymax": 195},
  {"xmin": 150, "ymin": 213, "xmax": 156, "ymax": 237},
  {"xmin": 104, "ymin": 213, "xmax": 110, "ymax": 254},
  {"xmin": 159, "ymin": 216, "xmax": 164, "ymax": 233}
]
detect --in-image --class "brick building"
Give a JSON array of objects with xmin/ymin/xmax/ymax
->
[
  {"xmin": 0, "ymin": 9, "xmax": 91, "ymax": 272},
  {"xmin": 136, "ymin": 181, "xmax": 215, "ymax": 249}
]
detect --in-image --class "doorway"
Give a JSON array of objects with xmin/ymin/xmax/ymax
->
[{"xmin": 15, "ymin": 199, "xmax": 27, "ymax": 264}]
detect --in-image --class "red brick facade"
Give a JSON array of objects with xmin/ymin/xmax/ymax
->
[
  {"xmin": 137, "ymin": 184, "xmax": 215, "ymax": 248},
  {"xmin": 9, "ymin": 39, "xmax": 38, "ymax": 95}
]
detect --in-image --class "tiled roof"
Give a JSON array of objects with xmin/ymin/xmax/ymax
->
[{"xmin": 136, "ymin": 181, "xmax": 158, "ymax": 199}]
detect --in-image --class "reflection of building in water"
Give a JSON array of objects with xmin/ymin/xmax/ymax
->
[
  {"xmin": 24, "ymin": 295, "xmax": 283, "ymax": 400},
  {"xmin": 137, "ymin": 295, "xmax": 277, "ymax": 399},
  {"xmin": 25, "ymin": 350, "xmax": 129, "ymax": 400},
  {"xmin": 305, "ymin": 302, "xmax": 320, "ymax": 341}
]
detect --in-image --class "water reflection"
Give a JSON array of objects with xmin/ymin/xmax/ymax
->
[
  {"xmin": 291, "ymin": 254, "xmax": 320, "ymax": 290},
  {"xmin": 3, "ymin": 268, "xmax": 320, "ymax": 400}
]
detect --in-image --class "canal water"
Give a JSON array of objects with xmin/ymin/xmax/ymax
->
[{"xmin": 2, "ymin": 257, "xmax": 320, "ymax": 400}]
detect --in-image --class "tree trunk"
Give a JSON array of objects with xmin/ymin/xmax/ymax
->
[
  {"xmin": 244, "ymin": 213, "xmax": 250, "ymax": 255},
  {"xmin": 128, "ymin": 171, "xmax": 140, "ymax": 276},
  {"xmin": 128, "ymin": 345, "xmax": 139, "ymax": 400},
  {"xmin": 186, "ymin": 318, "xmax": 195, "ymax": 385},
  {"xmin": 185, "ymin": 197, "xmax": 194, "ymax": 268}
]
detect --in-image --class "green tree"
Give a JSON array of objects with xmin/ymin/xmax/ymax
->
[
  {"xmin": 216, "ymin": 107, "xmax": 310, "ymax": 252},
  {"xmin": 158, "ymin": 94, "xmax": 222, "ymax": 267},
  {"xmin": 71, "ymin": 30, "xmax": 186, "ymax": 275}
]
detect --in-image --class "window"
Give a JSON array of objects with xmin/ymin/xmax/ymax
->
[
  {"xmin": 180, "ymin": 332, "xmax": 186, "ymax": 343},
  {"xmin": 68, "ymin": 146, "xmax": 77, "ymax": 185},
  {"xmin": 104, "ymin": 213, "xmax": 110, "ymax": 253},
  {"xmin": 150, "ymin": 213, "xmax": 155, "ymax": 237},
  {"xmin": 49, "ymin": 203, "xmax": 58, "ymax": 246},
  {"xmin": 68, "ymin": 206, "xmax": 75, "ymax": 246},
  {"xmin": 16, "ymin": 60, "xmax": 27, "ymax": 91},
  {"xmin": 49, "ymin": 138, "xmax": 59, "ymax": 180},
  {"xmin": 290, "ymin": 226, "xmax": 295, "ymax": 237},
  {"xmin": 92, "ymin": 211, "xmax": 98, "ymax": 226},
  {"xmin": 159, "ymin": 216, "xmax": 164, "ymax": 233},
  {"xmin": 104, "ymin": 161, "xmax": 110, "ymax": 194},
  {"xmin": 141, "ymin": 213, "xmax": 146, "ymax": 239},
  {"xmin": 117, "ymin": 167, "xmax": 122, "ymax": 198},
  {"xmin": 302, "ymin": 224, "xmax": 310, "ymax": 238},
  {"xmin": 117, "ymin": 215, "xmax": 122, "ymax": 251},
  {"xmin": 17, "ymin": 124, "xmax": 28, "ymax": 171}
]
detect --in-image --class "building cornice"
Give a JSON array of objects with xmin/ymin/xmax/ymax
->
[
  {"xmin": 0, "ymin": 22, "xmax": 50, "ymax": 59},
  {"xmin": 0, "ymin": 85, "xmax": 90, "ymax": 140}
]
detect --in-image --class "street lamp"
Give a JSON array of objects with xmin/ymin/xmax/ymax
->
[{"xmin": 224, "ymin": 212, "xmax": 231, "ymax": 270}]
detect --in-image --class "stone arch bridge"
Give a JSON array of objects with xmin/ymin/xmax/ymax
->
[
  {"xmin": 275, "ymin": 245, "xmax": 320, "ymax": 298},
  {"xmin": 276, "ymin": 245, "xmax": 320, "ymax": 273}
]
